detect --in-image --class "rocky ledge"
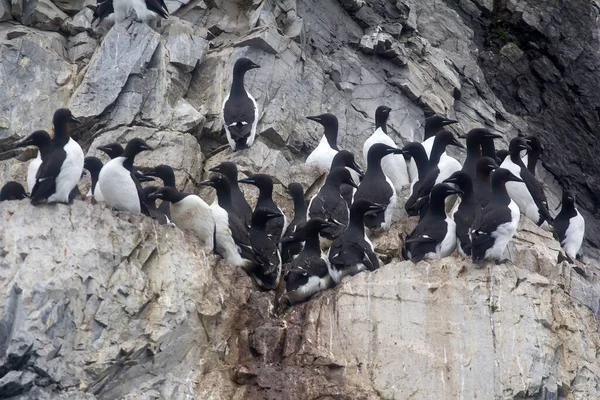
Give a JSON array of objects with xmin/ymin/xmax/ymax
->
[{"xmin": 1, "ymin": 200, "xmax": 598, "ymax": 399}]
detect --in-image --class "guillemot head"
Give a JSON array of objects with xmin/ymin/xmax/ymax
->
[
  {"xmin": 123, "ymin": 138, "xmax": 153, "ymax": 159},
  {"xmin": 327, "ymin": 167, "xmax": 359, "ymax": 189},
  {"xmin": 476, "ymin": 156, "xmax": 499, "ymax": 176},
  {"xmin": 14, "ymin": 130, "xmax": 52, "ymax": 150},
  {"xmin": 0, "ymin": 181, "xmax": 27, "ymax": 201},
  {"xmin": 209, "ymin": 162, "xmax": 238, "ymax": 184},
  {"xmin": 146, "ymin": 186, "xmax": 183, "ymax": 203},
  {"xmin": 424, "ymin": 115, "xmax": 458, "ymax": 139},
  {"xmin": 433, "ymin": 129, "xmax": 465, "ymax": 150},
  {"xmin": 233, "ymin": 57, "xmax": 260, "ymax": 74},
  {"xmin": 251, "ymin": 206, "xmax": 282, "ymax": 226},
  {"xmin": 366, "ymin": 143, "xmax": 404, "ymax": 165},
  {"xmin": 508, "ymin": 137, "xmax": 532, "ymax": 157},
  {"xmin": 306, "ymin": 113, "xmax": 339, "ymax": 149},
  {"xmin": 53, "ymin": 108, "xmax": 80, "ymax": 132},
  {"xmin": 465, "ymin": 128, "xmax": 502, "ymax": 148},
  {"xmin": 331, "ymin": 150, "xmax": 364, "ymax": 177},
  {"xmin": 375, "ymin": 105, "xmax": 392, "ymax": 132},
  {"xmin": 443, "ymin": 171, "xmax": 473, "ymax": 194},
  {"xmin": 97, "ymin": 143, "xmax": 125, "ymax": 159},
  {"xmin": 491, "ymin": 168, "xmax": 524, "ymax": 185},
  {"xmin": 143, "ymin": 164, "xmax": 176, "ymax": 187},
  {"xmin": 238, "ymin": 173, "xmax": 274, "ymax": 193},
  {"xmin": 83, "ymin": 156, "xmax": 103, "ymax": 177}
]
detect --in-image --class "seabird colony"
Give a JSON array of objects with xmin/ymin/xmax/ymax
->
[{"xmin": 0, "ymin": 3, "xmax": 587, "ymax": 306}]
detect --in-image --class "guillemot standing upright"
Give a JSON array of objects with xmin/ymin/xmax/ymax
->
[
  {"xmin": 31, "ymin": 109, "xmax": 84, "ymax": 205},
  {"xmin": 461, "ymin": 128, "xmax": 502, "ymax": 180},
  {"xmin": 209, "ymin": 161, "xmax": 253, "ymax": 225},
  {"xmin": 305, "ymin": 113, "xmax": 340, "ymax": 170},
  {"xmin": 553, "ymin": 190, "xmax": 585, "ymax": 261},
  {"xmin": 83, "ymin": 156, "xmax": 104, "ymax": 202},
  {"xmin": 473, "ymin": 156, "xmax": 499, "ymax": 208},
  {"xmin": 14, "ymin": 130, "xmax": 52, "ymax": 194},
  {"xmin": 222, "ymin": 58, "xmax": 261, "ymax": 151},
  {"xmin": 444, "ymin": 171, "xmax": 480, "ymax": 256},
  {"xmin": 238, "ymin": 173, "xmax": 286, "ymax": 241},
  {"xmin": 281, "ymin": 183, "xmax": 308, "ymax": 263},
  {"xmin": 470, "ymin": 168, "xmax": 523, "ymax": 263},
  {"xmin": 249, "ymin": 207, "xmax": 283, "ymax": 290}
]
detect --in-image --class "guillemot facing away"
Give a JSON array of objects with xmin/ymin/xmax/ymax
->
[
  {"xmin": 500, "ymin": 137, "xmax": 553, "ymax": 230},
  {"xmin": 403, "ymin": 183, "xmax": 462, "ymax": 262},
  {"xmin": 31, "ymin": 109, "xmax": 84, "ymax": 205},
  {"xmin": 0, "ymin": 182, "xmax": 27, "ymax": 201},
  {"xmin": 444, "ymin": 171, "xmax": 480, "ymax": 256},
  {"xmin": 238, "ymin": 173, "xmax": 286, "ymax": 241},
  {"xmin": 281, "ymin": 183, "xmax": 307, "ymax": 263},
  {"xmin": 354, "ymin": 144, "xmax": 404, "ymax": 231},
  {"xmin": 473, "ymin": 156, "xmax": 499, "ymax": 208},
  {"xmin": 209, "ymin": 161, "xmax": 253, "ymax": 225},
  {"xmin": 307, "ymin": 167, "xmax": 357, "ymax": 247},
  {"xmin": 553, "ymin": 190, "xmax": 585, "ymax": 262},
  {"xmin": 327, "ymin": 200, "xmax": 385, "ymax": 284},
  {"xmin": 14, "ymin": 130, "xmax": 52, "ymax": 194},
  {"xmin": 283, "ymin": 218, "xmax": 336, "ymax": 305},
  {"xmin": 362, "ymin": 106, "xmax": 409, "ymax": 193},
  {"xmin": 148, "ymin": 186, "xmax": 215, "ymax": 250},
  {"xmin": 470, "ymin": 168, "xmax": 523, "ymax": 264},
  {"xmin": 83, "ymin": 156, "xmax": 104, "ymax": 202},
  {"xmin": 249, "ymin": 207, "xmax": 283, "ymax": 290},
  {"xmin": 222, "ymin": 58, "xmax": 261, "ymax": 151},
  {"xmin": 305, "ymin": 113, "xmax": 340, "ymax": 170},
  {"xmin": 98, "ymin": 138, "xmax": 153, "ymax": 214}
]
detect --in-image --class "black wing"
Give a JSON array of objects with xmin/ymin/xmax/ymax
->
[
  {"xmin": 308, "ymin": 191, "xmax": 348, "ymax": 240},
  {"xmin": 406, "ymin": 167, "xmax": 439, "ymax": 216},
  {"xmin": 453, "ymin": 199, "xmax": 479, "ymax": 255},
  {"xmin": 404, "ymin": 217, "xmax": 446, "ymax": 261},
  {"xmin": 470, "ymin": 205, "xmax": 512, "ymax": 260},
  {"xmin": 30, "ymin": 148, "xmax": 67, "ymax": 203},
  {"xmin": 473, "ymin": 177, "xmax": 493, "ymax": 208},
  {"xmin": 329, "ymin": 238, "xmax": 366, "ymax": 268},
  {"xmin": 519, "ymin": 169, "xmax": 553, "ymax": 224},
  {"xmin": 223, "ymin": 95, "xmax": 256, "ymax": 141},
  {"xmin": 131, "ymin": 171, "xmax": 150, "ymax": 216},
  {"xmin": 553, "ymin": 208, "xmax": 575, "ymax": 243},
  {"xmin": 145, "ymin": 0, "xmax": 169, "ymax": 18},
  {"xmin": 229, "ymin": 214, "xmax": 256, "ymax": 262},
  {"xmin": 92, "ymin": 0, "xmax": 114, "ymax": 23},
  {"xmin": 354, "ymin": 174, "xmax": 392, "ymax": 228}
]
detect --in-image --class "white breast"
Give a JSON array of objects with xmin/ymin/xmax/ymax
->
[
  {"xmin": 435, "ymin": 154, "xmax": 462, "ymax": 184},
  {"xmin": 436, "ymin": 217, "xmax": 457, "ymax": 259},
  {"xmin": 562, "ymin": 210, "xmax": 585, "ymax": 259},
  {"xmin": 306, "ymin": 136, "xmax": 338, "ymax": 170},
  {"xmin": 363, "ymin": 129, "xmax": 409, "ymax": 191},
  {"xmin": 500, "ymin": 158, "xmax": 541, "ymax": 224},
  {"xmin": 210, "ymin": 203, "xmax": 248, "ymax": 267},
  {"xmin": 113, "ymin": 0, "xmax": 133, "ymax": 22},
  {"xmin": 422, "ymin": 137, "xmax": 434, "ymax": 158},
  {"xmin": 484, "ymin": 200, "xmax": 520, "ymax": 260},
  {"xmin": 27, "ymin": 152, "xmax": 42, "ymax": 193},
  {"xmin": 48, "ymin": 138, "xmax": 84, "ymax": 204},
  {"xmin": 130, "ymin": 0, "xmax": 157, "ymax": 21},
  {"xmin": 98, "ymin": 157, "xmax": 140, "ymax": 213},
  {"xmin": 171, "ymin": 196, "xmax": 215, "ymax": 250}
]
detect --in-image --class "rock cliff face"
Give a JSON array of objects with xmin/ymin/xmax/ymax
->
[{"xmin": 1, "ymin": 0, "xmax": 599, "ymax": 399}]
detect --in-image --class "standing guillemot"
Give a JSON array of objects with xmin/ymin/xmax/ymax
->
[
  {"xmin": 96, "ymin": 142, "xmax": 151, "ymax": 184},
  {"xmin": 329, "ymin": 150, "xmax": 363, "ymax": 207},
  {"xmin": 461, "ymin": 128, "xmax": 502, "ymax": 180},
  {"xmin": 405, "ymin": 130, "xmax": 464, "ymax": 218},
  {"xmin": 31, "ymin": 109, "xmax": 84, "ymax": 205},
  {"xmin": 305, "ymin": 113, "xmax": 340, "ymax": 170},
  {"xmin": 327, "ymin": 200, "xmax": 385, "ymax": 284},
  {"xmin": 403, "ymin": 183, "xmax": 462, "ymax": 262},
  {"xmin": 307, "ymin": 167, "xmax": 358, "ymax": 247},
  {"xmin": 283, "ymin": 218, "xmax": 336, "ymax": 305},
  {"xmin": 249, "ymin": 207, "xmax": 283, "ymax": 290},
  {"xmin": 98, "ymin": 138, "xmax": 153, "ymax": 214},
  {"xmin": 521, "ymin": 135, "xmax": 542, "ymax": 176},
  {"xmin": 83, "ymin": 156, "xmax": 104, "ymax": 202},
  {"xmin": 473, "ymin": 156, "xmax": 499, "ymax": 208},
  {"xmin": 14, "ymin": 130, "xmax": 52, "ymax": 194},
  {"xmin": 500, "ymin": 137, "xmax": 553, "ymax": 230},
  {"xmin": 553, "ymin": 190, "xmax": 585, "ymax": 262},
  {"xmin": 470, "ymin": 168, "xmax": 523, "ymax": 264},
  {"xmin": 94, "ymin": 0, "xmax": 169, "ymax": 24},
  {"xmin": 281, "ymin": 183, "xmax": 307, "ymax": 263},
  {"xmin": 496, "ymin": 149, "xmax": 509, "ymax": 164},
  {"xmin": 142, "ymin": 186, "xmax": 167, "ymax": 224},
  {"xmin": 201, "ymin": 175, "xmax": 254, "ymax": 268},
  {"xmin": 209, "ymin": 161, "xmax": 253, "ymax": 225},
  {"xmin": 238, "ymin": 173, "xmax": 286, "ymax": 241},
  {"xmin": 222, "ymin": 58, "xmax": 261, "ymax": 151},
  {"xmin": 0, "ymin": 182, "xmax": 27, "ymax": 201},
  {"xmin": 362, "ymin": 106, "xmax": 409, "ymax": 193},
  {"xmin": 444, "ymin": 171, "xmax": 480, "ymax": 256},
  {"xmin": 402, "ymin": 142, "xmax": 430, "ymax": 198},
  {"xmin": 148, "ymin": 186, "xmax": 215, "ymax": 250},
  {"xmin": 144, "ymin": 164, "xmax": 176, "ymax": 224}
]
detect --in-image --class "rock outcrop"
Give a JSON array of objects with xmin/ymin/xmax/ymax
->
[{"xmin": 1, "ymin": 0, "xmax": 600, "ymax": 398}]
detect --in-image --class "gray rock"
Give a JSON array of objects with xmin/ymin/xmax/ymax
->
[
  {"xmin": 60, "ymin": 6, "xmax": 93, "ymax": 35},
  {"xmin": 338, "ymin": 0, "xmax": 364, "ymax": 12},
  {"xmin": 170, "ymin": 98, "xmax": 204, "ymax": 133},
  {"xmin": 67, "ymin": 31, "xmax": 96, "ymax": 62},
  {"xmin": 0, "ymin": 0, "xmax": 11, "ymax": 21},
  {"xmin": 165, "ymin": 20, "xmax": 208, "ymax": 73},
  {"xmin": 51, "ymin": 0, "xmax": 94, "ymax": 14},
  {"xmin": 70, "ymin": 22, "xmax": 161, "ymax": 120},
  {"xmin": 21, "ymin": 0, "xmax": 68, "ymax": 31},
  {"xmin": 234, "ymin": 26, "xmax": 290, "ymax": 55}
]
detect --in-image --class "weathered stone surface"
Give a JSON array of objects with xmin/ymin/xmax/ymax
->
[
  {"xmin": 21, "ymin": 0, "xmax": 68, "ymax": 31},
  {"xmin": 70, "ymin": 23, "xmax": 161, "ymax": 120},
  {"xmin": 60, "ymin": 6, "xmax": 93, "ymax": 36},
  {"xmin": 164, "ymin": 19, "xmax": 208, "ymax": 73},
  {"xmin": 51, "ymin": 0, "xmax": 94, "ymax": 14},
  {"xmin": 67, "ymin": 31, "xmax": 96, "ymax": 63},
  {"xmin": 0, "ymin": 0, "xmax": 11, "ymax": 21}
]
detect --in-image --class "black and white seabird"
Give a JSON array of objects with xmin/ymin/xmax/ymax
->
[
  {"xmin": 500, "ymin": 137, "xmax": 553, "ymax": 229},
  {"xmin": 238, "ymin": 173, "xmax": 286, "ymax": 241},
  {"xmin": 308, "ymin": 167, "xmax": 358, "ymax": 246},
  {"xmin": 283, "ymin": 218, "xmax": 336, "ymax": 305},
  {"xmin": 143, "ymin": 164, "xmax": 176, "ymax": 224},
  {"xmin": 96, "ymin": 141, "xmax": 151, "ymax": 184},
  {"xmin": 208, "ymin": 161, "xmax": 253, "ymax": 225},
  {"xmin": 330, "ymin": 150, "xmax": 363, "ymax": 206},
  {"xmin": 281, "ymin": 183, "xmax": 307, "ymax": 264},
  {"xmin": 470, "ymin": 168, "xmax": 523, "ymax": 263},
  {"xmin": 461, "ymin": 128, "xmax": 502, "ymax": 180},
  {"xmin": 522, "ymin": 135, "xmax": 542, "ymax": 176},
  {"xmin": 97, "ymin": 138, "xmax": 153, "ymax": 214},
  {"xmin": 403, "ymin": 183, "xmax": 462, "ymax": 262},
  {"xmin": 402, "ymin": 142, "xmax": 430, "ymax": 198},
  {"xmin": 148, "ymin": 186, "xmax": 215, "ymax": 250},
  {"xmin": 496, "ymin": 149, "xmax": 509, "ymax": 164},
  {"xmin": 249, "ymin": 207, "xmax": 283, "ymax": 290},
  {"xmin": 444, "ymin": 171, "xmax": 480, "ymax": 256},
  {"xmin": 83, "ymin": 156, "xmax": 104, "ymax": 202},
  {"xmin": 553, "ymin": 190, "xmax": 585, "ymax": 261},
  {"xmin": 327, "ymin": 200, "xmax": 385, "ymax": 284},
  {"xmin": 0, "ymin": 182, "xmax": 27, "ymax": 201},
  {"xmin": 142, "ymin": 186, "xmax": 167, "ymax": 224},
  {"xmin": 222, "ymin": 57, "xmax": 261, "ymax": 151},
  {"xmin": 200, "ymin": 174, "xmax": 254, "ymax": 268},
  {"xmin": 94, "ymin": 0, "xmax": 169, "ymax": 24},
  {"xmin": 363, "ymin": 106, "xmax": 409, "ymax": 193},
  {"xmin": 14, "ymin": 130, "xmax": 52, "ymax": 193},
  {"xmin": 305, "ymin": 113, "xmax": 340, "ymax": 170},
  {"xmin": 30, "ymin": 109, "xmax": 84, "ymax": 205},
  {"xmin": 405, "ymin": 130, "xmax": 464, "ymax": 217},
  {"xmin": 473, "ymin": 156, "xmax": 499, "ymax": 208}
]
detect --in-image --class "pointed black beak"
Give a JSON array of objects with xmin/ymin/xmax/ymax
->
[
  {"xmin": 14, "ymin": 139, "xmax": 33, "ymax": 149},
  {"xmin": 443, "ymin": 177, "xmax": 457, "ymax": 185},
  {"xmin": 452, "ymin": 138, "xmax": 465, "ymax": 149},
  {"xmin": 365, "ymin": 203, "xmax": 386, "ymax": 216},
  {"xmin": 208, "ymin": 166, "xmax": 221, "ymax": 173},
  {"xmin": 97, "ymin": 145, "xmax": 110, "ymax": 153},
  {"xmin": 346, "ymin": 179, "xmax": 359, "ymax": 189},
  {"xmin": 137, "ymin": 175, "xmax": 155, "ymax": 183},
  {"xmin": 251, "ymin": 63, "xmax": 261, "ymax": 69},
  {"xmin": 442, "ymin": 118, "xmax": 458, "ymax": 126},
  {"xmin": 267, "ymin": 212, "xmax": 283, "ymax": 219},
  {"xmin": 200, "ymin": 180, "xmax": 215, "ymax": 187},
  {"xmin": 70, "ymin": 116, "xmax": 81, "ymax": 124},
  {"xmin": 554, "ymin": 201, "xmax": 562, "ymax": 211},
  {"xmin": 520, "ymin": 144, "xmax": 532, "ymax": 151},
  {"xmin": 306, "ymin": 116, "xmax": 321, "ymax": 123},
  {"xmin": 449, "ymin": 188, "xmax": 464, "ymax": 196},
  {"xmin": 486, "ymin": 133, "xmax": 503, "ymax": 139},
  {"xmin": 147, "ymin": 191, "xmax": 160, "ymax": 200},
  {"xmin": 141, "ymin": 144, "xmax": 154, "ymax": 151},
  {"xmin": 238, "ymin": 178, "xmax": 255, "ymax": 185},
  {"xmin": 508, "ymin": 173, "xmax": 524, "ymax": 183},
  {"xmin": 351, "ymin": 162, "xmax": 364, "ymax": 177}
]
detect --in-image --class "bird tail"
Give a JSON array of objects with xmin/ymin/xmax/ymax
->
[{"xmin": 30, "ymin": 179, "xmax": 55, "ymax": 205}]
